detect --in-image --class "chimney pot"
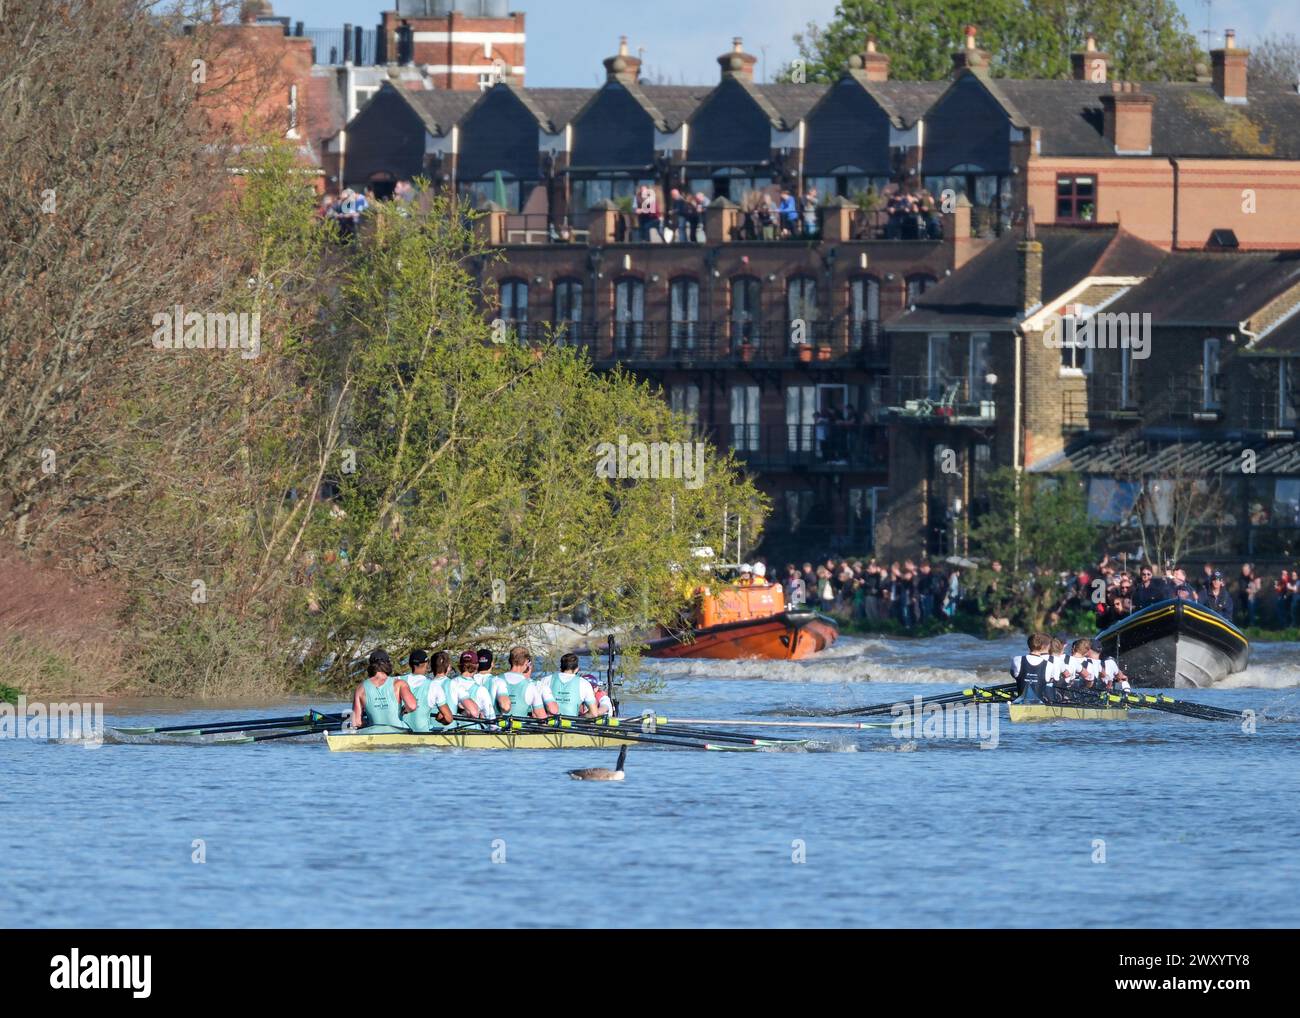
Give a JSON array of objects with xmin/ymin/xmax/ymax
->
[
  {"xmin": 866, "ymin": 37, "xmax": 877, "ymax": 54},
  {"xmin": 1085, "ymin": 33, "xmax": 1097, "ymax": 52},
  {"xmin": 1225, "ymin": 29, "xmax": 1236, "ymax": 49},
  {"xmin": 965, "ymin": 25, "xmax": 977, "ymax": 49},
  {"xmin": 618, "ymin": 35, "xmax": 628, "ymax": 56}
]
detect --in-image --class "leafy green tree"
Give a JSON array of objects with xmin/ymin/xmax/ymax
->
[
  {"xmin": 970, "ymin": 469, "xmax": 1098, "ymax": 630},
  {"xmin": 788, "ymin": 0, "xmax": 1200, "ymax": 82},
  {"xmin": 302, "ymin": 198, "xmax": 766, "ymax": 678}
]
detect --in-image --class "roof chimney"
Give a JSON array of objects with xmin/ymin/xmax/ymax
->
[
  {"xmin": 1211, "ymin": 29, "xmax": 1249, "ymax": 103},
  {"xmin": 1071, "ymin": 33, "xmax": 1109, "ymax": 83},
  {"xmin": 719, "ymin": 37, "xmax": 757, "ymax": 82},
  {"xmin": 1017, "ymin": 209, "xmax": 1043, "ymax": 314},
  {"xmin": 951, "ymin": 24, "xmax": 991, "ymax": 75},
  {"xmin": 1099, "ymin": 81, "xmax": 1155, "ymax": 155},
  {"xmin": 603, "ymin": 35, "xmax": 642, "ymax": 85},
  {"xmin": 847, "ymin": 37, "xmax": 890, "ymax": 82}
]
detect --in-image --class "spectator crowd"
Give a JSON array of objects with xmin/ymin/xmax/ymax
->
[{"xmin": 741, "ymin": 554, "xmax": 1300, "ymax": 633}]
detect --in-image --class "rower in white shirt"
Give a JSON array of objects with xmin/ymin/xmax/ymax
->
[
  {"xmin": 499, "ymin": 646, "xmax": 558, "ymax": 719},
  {"xmin": 469, "ymin": 650, "xmax": 511, "ymax": 720},
  {"xmin": 1010, "ymin": 633, "xmax": 1064, "ymax": 703},
  {"xmin": 1064, "ymin": 638, "xmax": 1132, "ymax": 694}
]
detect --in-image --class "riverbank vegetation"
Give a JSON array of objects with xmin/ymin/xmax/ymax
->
[{"xmin": 0, "ymin": 0, "xmax": 762, "ymax": 697}]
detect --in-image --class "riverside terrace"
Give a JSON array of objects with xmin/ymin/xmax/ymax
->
[{"xmin": 336, "ymin": 29, "xmax": 1300, "ymax": 253}]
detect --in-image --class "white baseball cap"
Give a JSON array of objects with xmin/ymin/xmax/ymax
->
[
  {"xmin": 753, "ymin": 562, "xmax": 767, "ymax": 578},
  {"xmin": 739, "ymin": 563, "xmax": 752, "ymax": 574}
]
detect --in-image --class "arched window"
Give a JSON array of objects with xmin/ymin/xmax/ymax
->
[
  {"xmin": 669, "ymin": 278, "xmax": 699, "ymax": 351},
  {"xmin": 848, "ymin": 276, "xmax": 880, "ymax": 352},
  {"xmin": 614, "ymin": 278, "xmax": 644, "ymax": 354},
  {"xmin": 552, "ymin": 279, "xmax": 583, "ymax": 345},
  {"xmin": 499, "ymin": 278, "xmax": 528, "ymax": 341},
  {"xmin": 730, "ymin": 276, "xmax": 762, "ymax": 344},
  {"xmin": 787, "ymin": 276, "xmax": 818, "ymax": 344}
]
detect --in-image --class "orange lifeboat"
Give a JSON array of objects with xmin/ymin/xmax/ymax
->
[{"xmin": 644, "ymin": 582, "xmax": 839, "ymax": 660}]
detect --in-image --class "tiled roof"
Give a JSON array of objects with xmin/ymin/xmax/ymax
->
[
  {"xmin": 1107, "ymin": 252, "xmax": 1300, "ymax": 325},
  {"xmin": 890, "ymin": 226, "xmax": 1166, "ymax": 329},
  {"xmin": 403, "ymin": 89, "xmax": 480, "ymax": 135},
  {"xmin": 1035, "ymin": 438, "xmax": 1300, "ymax": 475}
]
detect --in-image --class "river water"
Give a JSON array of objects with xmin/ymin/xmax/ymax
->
[{"xmin": 3, "ymin": 634, "xmax": 1298, "ymax": 928}]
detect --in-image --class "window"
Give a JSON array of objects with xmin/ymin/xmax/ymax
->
[
  {"xmin": 498, "ymin": 279, "xmax": 528, "ymax": 341},
  {"xmin": 669, "ymin": 278, "xmax": 699, "ymax": 350},
  {"xmin": 460, "ymin": 173, "xmax": 522, "ymax": 212},
  {"xmin": 553, "ymin": 280, "xmax": 582, "ymax": 324},
  {"xmin": 730, "ymin": 277, "xmax": 761, "ymax": 343},
  {"xmin": 1120, "ymin": 346, "xmax": 1134, "ymax": 408},
  {"xmin": 787, "ymin": 276, "xmax": 817, "ymax": 343},
  {"xmin": 1275, "ymin": 479, "xmax": 1300, "ymax": 527},
  {"xmin": 669, "ymin": 384, "xmax": 700, "ymax": 426},
  {"xmin": 784, "ymin": 490, "xmax": 816, "ymax": 533},
  {"xmin": 709, "ymin": 167, "xmax": 762, "ymax": 203},
  {"xmin": 571, "ymin": 175, "xmax": 643, "ymax": 211},
  {"xmin": 1202, "ymin": 338, "xmax": 1222, "ymax": 410},
  {"xmin": 613, "ymin": 279, "xmax": 644, "ymax": 354},
  {"xmin": 906, "ymin": 275, "xmax": 936, "ymax": 305},
  {"xmin": 1060, "ymin": 315, "xmax": 1093, "ymax": 373},
  {"xmin": 1056, "ymin": 174, "xmax": 1097, "ymax": 223},
  {"xmin": 786, "ymin": 385, "xmax": 816, "ymax": 452},
  {"xmin": 730, "ymin": 385, "xmax": 760, "ymax": 452},
  {"xmin": 927, "ymin": 333, "xmax": 952, "ymax": 399},
  {"xmin": 849, "ymin": 277, "xmax": 880, "ymax": 352},
  {"xmin": 969, "ymin": 333, "xmax": 993, "ymax": 401},
  {"xmin": 1087, "ymin": 477, "xmax": 1141, "ymax": 523}
]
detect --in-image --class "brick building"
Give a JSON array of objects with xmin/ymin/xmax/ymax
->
[{"xmin": 333, "ymin": 27, "xmax": 1300, "ymax": 562}]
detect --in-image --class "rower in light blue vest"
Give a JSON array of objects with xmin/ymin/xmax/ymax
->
[
  {"xmin": 499, "ymin": 646, "xmax": 558, "ymax": 719},
  {"xmin": 432, "ymin": 651, "xmax": 485, "ymax": 729},
  {"xmin": 399, "ymin": 648, "xmax": 454, "ymax": 732},
  {"xmin": 548, "ymin": 653, "xmax": 597, "ymax": 718},
  {"xmin": 351, "ymin": 649, "xmax": 416, "ymax": 733},
  {"xmin": 470, "ymin": 649, "xmax": 510, "ymax": 720}
]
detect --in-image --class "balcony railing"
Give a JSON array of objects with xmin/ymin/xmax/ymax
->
[
  {"xmin": 728, "ymin": 424, "xmax": 886, "ymax": 471},
  {"xmin": 533, "ymin": 319, "xmax": 889, "ymax": 366},
  {"xmin": 884, "ymin": 375, "xmax": 998, "ymax": 424}
]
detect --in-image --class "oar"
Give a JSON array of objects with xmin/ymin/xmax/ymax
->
[
  {"xmin": 586, "ymin": 713, "xmax": 806, "ymax": 746},
  {"xmin": 1108, "ymin": 692, "xmax": 1244, "ymax": 721},
  {"xmin": 248, "ymin": 722, "xmax": 346, "ymax": 743},
  {"xmin": 114, "ymin": 710, "xmax": 343, "ymax": 736},
  {"xmin": 647, "ymin": 717, "xmax": 900, "ymax": 730},
  {"xmin": 453, "ymin": 713, "xmax": 751, "ymax": 752},
  {"xmin": 800, "ymin": 683, "xmax": 1021, "ymax": 718}
]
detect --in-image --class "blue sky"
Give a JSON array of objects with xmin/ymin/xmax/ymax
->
[{"xmin": 266, "ymin": 1, "xmax": 1294, "ymax": 87}]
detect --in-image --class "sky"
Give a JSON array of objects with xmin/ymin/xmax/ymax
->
[{"xmin": 265, "ymin": 0, "xmax": 1295, "ymax": 87}]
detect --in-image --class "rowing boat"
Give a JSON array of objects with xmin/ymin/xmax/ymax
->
[
  {"xmin": 1007, "ymin": 703, "xmax": 1130, "ymax": 723},
  {"xmin": 326, "ymin": 729, "xmax": 634, "ymax": 751}
]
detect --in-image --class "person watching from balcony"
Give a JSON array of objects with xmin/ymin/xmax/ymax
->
[
  {"xmin": 669, "ymin": 188, "xmax": 690, "ymax": 243},
  {"xmin": 777, "ymin": 188, "xmax": 799, "ymax": 237},
  {"xmin": 636, "ymin": 185, "xmax": 660, "ymax": 242},
  {"xmin": 801, "ymin": 187, "xmax": 819, "ymax": 237}
]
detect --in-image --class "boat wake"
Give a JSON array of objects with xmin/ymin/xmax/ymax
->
[{"xmin": 641, "ymin": 632, "xmax": 1300, "ymax": 690}]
